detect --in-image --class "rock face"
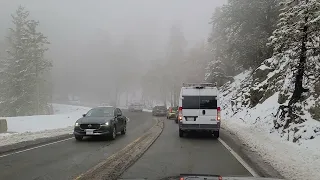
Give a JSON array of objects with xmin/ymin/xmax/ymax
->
[{"xmin": 220, "ymin": 57, "xmax": 320, "ymax": 142}]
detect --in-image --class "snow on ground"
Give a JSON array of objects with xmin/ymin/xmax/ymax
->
[
  {"xmin": 6, "ymin": 104, "xmax": 91, "ymax": 133},
  {"xmin": 52, "ymin": 103, "xmax": 90, "ymax": 114},
  {"xmin": 0, "ymin": 104, "xmax": 91, "ymax": 147},
  {"xmin": 221, "ymin": 72, "xmax": 320, "ymax": 180},
  {"xmin": 0, "ymin": 127, "xmax": 73, "ymax": 147}
]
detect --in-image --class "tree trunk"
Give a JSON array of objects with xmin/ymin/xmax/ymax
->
[
  {"xmin": 288, "ymin": 16, "xmax": 309, "ymax": 106},
  {"xmin": 283, "ymin": 15, "xmax": 309, "ymax": 130}
]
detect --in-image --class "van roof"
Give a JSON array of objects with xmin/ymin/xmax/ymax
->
[
  {"xmin": 181, "ymin": 86, "xmax": 218, "ymax": 96},
  {"xmin": 182, "ymin": 83, "xmax": 217, "ymax": 87}
]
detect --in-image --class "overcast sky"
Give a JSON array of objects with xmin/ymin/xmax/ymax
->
[
  {"xmin": 0, "ymin": 0, "xmax": 226, "ymax": 47},
  {"xmin": 0, "ymin": 0, "xmax": 226, "ymax": 99}
]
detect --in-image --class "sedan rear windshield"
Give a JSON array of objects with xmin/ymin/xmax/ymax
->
[{"xmin": 182, "ymin": 96, "xmax": 217, "ymax": 109}]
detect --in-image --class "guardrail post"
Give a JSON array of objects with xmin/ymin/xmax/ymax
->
[{"xmin": 0, "ymin": 119, "xmax": 8, "ymax": 133}]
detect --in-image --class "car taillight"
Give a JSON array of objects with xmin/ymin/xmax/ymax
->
[
  {"xmin": 217, "ymin": 107, "xmax": 221, "ymax": 121},
  {"xmin": 169, "ymin": 107, "xmax": 172, "ymax": 113}
]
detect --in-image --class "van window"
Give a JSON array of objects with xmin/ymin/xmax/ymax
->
[
  {"xmin": 200, "ymin": 96, "xmax": 217, "ymax": 109},
  {"xmin": 182, "ymin": 96, "xmax": 199, "ymax": 109}
]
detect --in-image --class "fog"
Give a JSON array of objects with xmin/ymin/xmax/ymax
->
[{"xmin": 0, "ymin": 0, "xmax": 226, "ymax": 106}]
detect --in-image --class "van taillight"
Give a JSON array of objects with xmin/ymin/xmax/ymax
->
[
  {"xmin": 217, "ymin": 107, "xmax": 221, "ymax": 121},
  {"xmin": 178, "ymin": 107, "xmax": 183, "ymax": 121}
]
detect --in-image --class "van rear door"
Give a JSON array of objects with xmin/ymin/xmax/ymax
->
[
  {"xmin": 198, "ymin": 89, "xmax": 218, "ymax": 124},
  {"xmin": 181, "ymin": 88, "xmax": 200, "ymax": 124}
]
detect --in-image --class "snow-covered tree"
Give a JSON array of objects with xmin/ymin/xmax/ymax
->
[
  {"xmin": 0, "ymin": 6, "xmax": 52, "ymax": 116},
  {"xmin": 268, "ymin": 0, "xmax": 320, "ymax": 140},
  {"xmin": 206, "ymin": 0, "xmax": 279, "ymax": 80}
]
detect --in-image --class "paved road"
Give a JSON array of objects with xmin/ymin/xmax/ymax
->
[
  {"xmin": 121, "ymin": 118, "xmax": 252, "ymax": 180},
  {"xmin": 0, "ymin": 111, "xmax": 154, "ymax": 180}
]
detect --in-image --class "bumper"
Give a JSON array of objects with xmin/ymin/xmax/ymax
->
[
  {"xmin": 73, "ymin": 126, "xmax": 112, "ymax": 136},
  {"xmin": 179, "ymin": 123, "xmax": 220, "ymax": 131},
  {"xmin": 167, "ymin": 113, "xmax": 177, "ymax": 118}
]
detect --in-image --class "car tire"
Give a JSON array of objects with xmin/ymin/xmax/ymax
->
[
  {"xmin": 179, "ymin": 129, "xmax": 184, "ymax": 138},
  {"xmin": 75, "ymin": 135, "xmax": 83, "ymax": 141},
  {"xmin": 213, "ymin": 131, "xmax": 219, "ymax": 138},
  {"xmin": 121, "ymin": 125, "xmax": 126, "ymax": 135},
  {"xmin": 109, "ymin": 126, "xmax": 117, "ymax": 140}
]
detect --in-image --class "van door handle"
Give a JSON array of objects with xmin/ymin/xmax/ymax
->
[{"xmin": 202, "ymin": 110, "xmax": 205, "ymax": 115}]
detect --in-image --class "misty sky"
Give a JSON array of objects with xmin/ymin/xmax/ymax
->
[
  {"xmin": 0, "ymin": 0, "xmax": 226, "ymax": 48},
  {"xmin": 0, "ymin": 0, "xmax": 226, "ymax": 100}
]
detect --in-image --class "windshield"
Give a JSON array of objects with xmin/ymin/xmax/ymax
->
[
  {"xmin": 0, "ymin": 0, "xmax": 315, "ymax": 180},
  {"xmin": 85, "ymin": 107, "xmax": 113, "ymax": 117}
]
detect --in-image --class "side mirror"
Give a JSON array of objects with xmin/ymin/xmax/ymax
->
[{"xmin": 82, "ymin": 114, "xmax": 86, "ymax": 117}]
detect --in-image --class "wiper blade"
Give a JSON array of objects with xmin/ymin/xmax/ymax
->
[{"xmin": 180, "ymin": 174, "xmax": 221, "ymax": 180}]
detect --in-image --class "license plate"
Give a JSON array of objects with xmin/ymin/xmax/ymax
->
[
  {"xmin": 186, "ymin": 117, "xmax": 196, "ymax": 121},
  {"xmin": 86, "ymin": 129, "xmax": 94, "ymax": 135}
]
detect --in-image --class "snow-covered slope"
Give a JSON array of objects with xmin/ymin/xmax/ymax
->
[{"xmin": 220, "ymin": 71, "xmax": 320, "ymax": 180}]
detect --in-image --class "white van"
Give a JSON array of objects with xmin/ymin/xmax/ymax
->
[{"xmin": 177, "ymin": 83, "xmax": 221, "ymax": 138}]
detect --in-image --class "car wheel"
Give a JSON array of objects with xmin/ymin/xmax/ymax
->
[
  {"xmin": 213, "ymin": 131, "xmax": 220, "ymax": 138},
  {"xmin": 109, "ymin": 126, "xmax": 117, "ymax": 140},
  {"xmin": 121, "ymin": 125, "xmax": 126, "ymax": 135},
  {"xmin": 179, "ymin": 129, "xmax": 184, "ymax": 138},
  {"xmin": 75, "ymin": 135, "xmax": 83, "ymax": 141}
]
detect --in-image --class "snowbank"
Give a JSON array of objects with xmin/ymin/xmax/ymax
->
[
  {"xmin": 0, "ymin": 104, "xmax": 91, "ymax": 147},
  {"xmin": 0, "ymin": 127, "xmax": 73, "ymax": 147},
  {"xmin": 5, "ymin": 104, "xmax": 91, "ymax": 133},
  {"xmin": 221, "ymin": 72, "xmax": 320, "ymax": 180}
]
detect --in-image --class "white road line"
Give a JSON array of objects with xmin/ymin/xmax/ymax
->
[
  {"xmin": 0, "ymin": 137, "xmax": 74, "ymax": 158},
  {"xmin": 218, "ymin": 138, "xmax": 259, "ymax": 177}
]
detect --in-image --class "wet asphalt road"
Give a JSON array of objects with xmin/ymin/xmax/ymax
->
[
  {"xmin": 120, "ymin": 117, "xmax": 252, "ymax": 180},
  {"xmin": 0, "ymin": 111, "xmax": 154, "ymax": 180}
]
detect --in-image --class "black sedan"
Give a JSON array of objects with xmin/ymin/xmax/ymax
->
[{"xmin": 73, "ymin": 106, "xmax": 127, "ymax": 141}]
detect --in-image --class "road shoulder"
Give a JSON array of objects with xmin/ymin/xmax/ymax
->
[{"xmin": 220, "ymin": 127, "xmax": 284, "ymax": 178}]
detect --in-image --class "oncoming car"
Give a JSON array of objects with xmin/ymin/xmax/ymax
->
[
  {"xmin": 128, "ymin": 103, "xmax": 143, "ymax": 112},
  {"xmin": 178, "ymin": 83, "xmax": 221, "ymax": 138},
  {"xmin": 73, "ymin": 106, "xmax": 127, "ymax": 141},
  {"xmin": 152, "ymin": 106, "xmax": 167, "ymax": 116}
]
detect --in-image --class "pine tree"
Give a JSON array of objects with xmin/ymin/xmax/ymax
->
[
  {"xmin": 269, "ymin": 0, "xmax": 320, "ymax": 139},
  {"xmin": 0, "ymin": 6, "xmax": 51, "ymax": 116}
]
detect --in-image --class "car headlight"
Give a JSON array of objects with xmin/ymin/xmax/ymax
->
[
  {"xmin": 101, "ymin": 122, "xmax": 109, "ymax": 126},
  {"xmin": 75, "ymin": 122, "xmax": 79, "ymax": 127}
]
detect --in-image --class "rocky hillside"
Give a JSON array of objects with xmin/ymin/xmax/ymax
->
[{"xmin": 220, "ymin": 56, "xmax": 320, "ymax": 143}]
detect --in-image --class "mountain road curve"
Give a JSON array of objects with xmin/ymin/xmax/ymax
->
[
  {"xmin": 0, "ymin": 110, "xmax": 155, "ymax": 180},
  {"xmin": 0, "ymin": 111, "xmax": 280, "ymax": 180}
]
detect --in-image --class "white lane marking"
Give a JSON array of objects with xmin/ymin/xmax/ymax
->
[
  {"xmin": 218, "ymin": 138, "xmax": 259, "ymax": 177},
  {"xmin": 0, "ymin": 137, "xmax": 74, "ymax": 158}
]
